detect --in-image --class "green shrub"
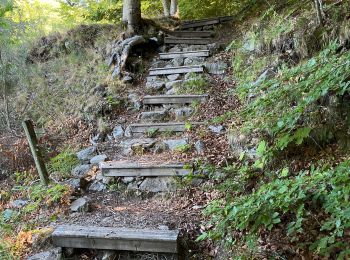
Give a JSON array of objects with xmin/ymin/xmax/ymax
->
[
  {"xmin": 201, "ymin": 160, "xmax": 350, "ymax": 258},
  {"xmin": 48, "ymin": 148, "xmax": 79, "ymax": 178}
]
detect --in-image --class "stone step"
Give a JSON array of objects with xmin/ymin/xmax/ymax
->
[
  {"xmin": 143, "ymin": 94, "xmax": 209, "ymax": 105},
  {"xmin": 167, "ymin": 30, "xmax": 214, "ymax": 38},
  {"xmin": 164, "ymin": 37, "xmax": 212, "ymax": 45},
  {"xmin": 100, "ymin": 162, "xmax": 190, "ymax": 177},
  {"xmin": 52, "ymin": 225, "xmax": 179, "ymax": 254},
  {"xmin": 129, "ymin": 122, "xmax": 203, "ymax": 134},
  {"xmin": 149, "ymin": 65, "xmax": 203, "ymax": 76},
  {"xmin": 159, "ymin": 50, "xmax": 209, "ymax": 60}
]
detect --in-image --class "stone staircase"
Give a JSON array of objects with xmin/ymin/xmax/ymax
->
[{"xmin": 51, "ymin": 16, "xmax": 232, "ymax": 260}]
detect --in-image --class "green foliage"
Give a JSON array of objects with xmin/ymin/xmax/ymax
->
[
  {"xmin": 175, "ymin": 144, "xmax": 192, "ymax": 153},
  {"xmin": 48, "ymin": 148, "xmax": 79, "ymax": 178},
  {"xmin": 177, "ymin": 74, "xmax": 208, "ymax": 95},
  {"xmin": 0, "ymin": 241, "xmax": 16, "ymax": 260},
  {"xmin": 240, "ymin": 43, "xmax": 350, "ymax": 151},
  {"xmin": 202, "ymin": 160, "xmax": 350, "ymax": 257}
]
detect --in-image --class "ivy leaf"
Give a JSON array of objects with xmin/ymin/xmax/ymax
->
[{"xmin": 256, "ymin": 140, "xmax": 267, "ymax": 157}]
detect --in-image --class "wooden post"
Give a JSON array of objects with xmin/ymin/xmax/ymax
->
[{"xmin": 22, "ymin": 120, "xmax": 49, "ymax": 186}]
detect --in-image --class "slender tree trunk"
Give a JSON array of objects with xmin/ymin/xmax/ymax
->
[
  {"xmin": 170, "ymin": 0, "xmax": 178, "ymax": 16},
  {"xmin": 122, "ymin": 0, "xmax": 129, "ymax": 22},
  {"xmin": 162, "ymin": 0, "xmax": 170, "ymax": 17},
  {"xmin": 314, "ymin": 0, "xmax": 324, "ymax": 26},
  {"xmin": 0, "ymin": 51, "xmax": 11, "ymax": 131}
]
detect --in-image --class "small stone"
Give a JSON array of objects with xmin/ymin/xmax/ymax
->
[
  {"xmin": 124, "ymin": 126, "xmax": 132, "ymax": 137},
  {"xmin": 167, "ymin": 74, "xmax": 181, "ymax": 81},
  {"xmin": 90, "ymin": 154, "xmax": 108, "ymax": 165},
  {"xmin": 166, "ymin": 88, "xmax": 176, "ymax": 95},
  {"xmin": 204, "ymin": 62, "xmax": 228, "ymax": 75},
  {"xmin": 65, "ymin": 178, "xmax": 82, "ymax": 191},
  {"xmin": 76, "ymin": 146, "xmax": 96, "ymax": 163},
  {"xmin": 27, "ymin": 248, "xmax": 62, "ymax": 260},
  {"xmin": 165, "ymin": 80, "xmax": 182, "ymax": 90},
  {"xmin": 191, "ymin": 178, "xmax": 203, "ymax": 187},
  {"xmin": 101, "ymin": 250, "xmax": 118, "ymax": 260},
  {"xmin": 127, "ymin": 182, "xmax": 139, "ymax": 190},
  {"xmin": 11, "ymin": 199, "xmax": 28, "ymax": 209},
  {"xmin": 128, "ymin": 93, "xmax": 142, "ymax": 110},
  {"xmin": 122, "ymin": 75, "xmax": 133, "ymax": 83},
  {"xmin": 158, "ymin": 225, "xmax": 169, "ymax": 230},
  {"xmin": 184, "ymin": 57, "xmax": 205, "ymax": 66},
  {"xmin": 153, "ymin": 142, "xmax": 169, "ymax": 154},
  {"xmin": 183, "ymin": 45, "xmax": 208, "ymax": 52},
  {"xmin": 113, "ymin": 125, "xmax": 124, "ymax": 139},
  {"xmin": 88, "ymin": 180, "xmax": 107, "ymax": 192},
  {"xmin": 172, "ymin": 57, "xmax": 184, "ymax": 67},
  {"xmin": 168, "ymin": 46, "xmax": 182, "ymax": 52},
  {"xmin": 122, "ymin": 177, "xmax": 135, "ymax": 184},
  {"xmin": 139, "ymin": 177, "xmax": 176, "ymax": 192},
  {"xmin": 72, "ymin": 164, "xmax": 91, "ymax": 177},
  {"xmin": 140, "ymin": 110, "xmax": 168, "ymax": 122},
  {"xmin": 173, "ymin": 107, "xmax": 193, "ymax": 120},
  {"xmin": 70, "ymin": 197, "xmax": 90, "ymax": 212},
  {"xmin": 209, "ymin": 125, "xmax": 224, "ymax": 134},
  {"xmin": 195, "ymin": 140, "xmax": 205, "ymax": 153},
  {"xmin": 207, "ymin": 43, "xmax": 222, "ymax": 55},
  {"xmin": 163, "ymin": 139, "xmax": 188, "ymax": 150},
  {"xmin": 252, "ymin": 68, "xmax": 276, "ymax": 86}
]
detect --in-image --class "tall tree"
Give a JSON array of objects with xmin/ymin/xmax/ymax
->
[
  {"xmin": 170, "ymin": 0, "xmax": 178, "ymax": 16},
  {"xmin": 162, "ymin": 0, "xmax": 170, "ymax": 17},
  {"xmin": 122, "ymin": 0, "xmax": 141, "ymax": 32}
]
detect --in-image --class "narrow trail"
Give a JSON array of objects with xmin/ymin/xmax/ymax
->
[{"xmin": 48, "ymin": 16, "xmax": 233, "ymax": 260}]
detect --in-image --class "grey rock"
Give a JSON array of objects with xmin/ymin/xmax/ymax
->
[
  {"xmin": 90, "ymin": 154, "xmax": 108, "ymax": 165},
  {"xmin": 122, "ymin": 75, "xmax": 133, "ymax": 83},
  {"xmin": 151, "ymin": 60, "xmax": 168, "ymax": 69},
  {"xmin": 184, "ymin": 57, "xmax": 205, "ymax": 66},
  {"xmin": 191, "ymin": 178, "xmax": 203, "ymax": 187},
  {"xmin": 127, "ymin": 182, "xmax": 139, "ymax": 190},
  {"xmin": 124, "ymin": 126, "xmax": 132, "ymax": 137},
  {"xmin": 101, "ymin": 250, "xmax": 118, "ymax": 260},
  {"xmin": 72, "ymin": 164, "xmax": 91, "ymax": 177},
  {"xmin": 205, "ymin": 62, "xmax": 228, "ymax": 75},
  {"xmin": 139, "ymin": 177, "xmax": 176, "ymax": 192},
  {"xmin": 158, "ymin": 225, "xmax": 169, "ymax": 230},
  {"xmin": 163, "ymin": 139, "xmax": 188, "ymax": 150},
  {"xmin": 242, "ymin": 37, "xmax": 256, "ymax": 52},
  {"xmin": 146, "ymin": 76, "xmax": 166, "ymax": 91},
  {"xmin": 209, "ymin": 125, "xmax": 224, "ymax": 134},
  {"xmin": 173, "ymin": 107, "xmax": 193, "ymax": 120},
  {"xmin": 252, "ymin": 68, "xmax": 276, "ymax": 86},
  {"xmin": 167, "ymin": 74, "xmax": 181, "ymax": 81},
  {"xmin": 113, "ymin": 125, "xmax": 124, "ymax": 139},
  {"xmin": 168, "ymin": 46, "xmax": 182, "ymax": 52},
  {"xmin": 153, "ymin": 142, "xmax": 169, "ymax": 154},
  {"xmin": 27, "ymin": 248, "xmax": 62, "ymax": 260},
  {"xmin": 122, "ymin": 177, "xmax": 135, "ymax": 184},
  {"xmin": 140, "ymin": 110, "xmax": 168, "ymax": 122},
  {"xmin": 172, "ymin": 57, "xmax": 184, "ymax": 67},
  {"xmin": 65, "ymin": 178, "xmax": 82, "ymax": 191},
  {"xmin": 165, "ymin": 80, "xmax": 182, "ymax": 90},
  {"xmin": 166, "ymin": 88, "xmax": 176, "ymax": 95},
  {"xmin": 96, "ymin": 171, "xmax": 112, "ymax": 185},
  {"xmin": 203, "ymin": 25, "xmax": 213, "ymax": 30},
  {"xmin": 76, "ymin": 146, "xmax": 96, "ymax": 163},
  {"xmin": 70, "ymin": 197, "xmax": 90, "ymax": 212},
  {"xmin": 88, "ymin": 180, "xmax": 107, "ymax": 192},
  {"xmin": 120, "ymin": 138, "xmax": 156, "ymax": 155},
  {"xmin": 128, "ymin": 93, "xmax": 142, "ymax": 110},
  {"xmin": 195, "ymin": 140, "xmax": 205, "ymax": 153},
  {"xmin": 183, "ymin": 45, "xmax": 208, "ymax": 52},
  {"xmin": 11, "ymin": 199, "xmax": 28, "ymax": 209},
  {"xmin": 207, "ymin": 43, "xmax": 222, "ymax": 55}
]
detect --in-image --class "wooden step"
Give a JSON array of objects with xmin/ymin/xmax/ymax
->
[
  {"xmin": 52, "ymin": 225, "xmax": 179, "ymax": 253},
  {"xmin": 159, "ymin": 50, "xmax": 209, "ymax": 60},
  {"xmin": 129, "ymin": 122, "xmax": 203, "ymax": 134},
  {"xmin": 219, "ymin": 16, "xmax": 234, "ymax": 22},
  {"xmin": 167, "ymin": 30, "xmax": 213, "ymax": 38},
  {"xmin": 181, "ymin": 19, "xmax": 219, "ymax": 29},
  {"xmin": 149, "ymin": 65, "xmax": 203, "ymax": 76},
  {"xmin": 165, "ymin": 37, "xmax": 212, "ymax": 45},
  {"xmin": 143, "ymin": 94, "xmax": 209, "ymax": 105},
  {"xmin": 101, "ymin": 162, "xmax": 190, "ymax": 177}
]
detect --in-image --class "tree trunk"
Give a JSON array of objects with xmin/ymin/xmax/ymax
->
[
  {"xmin": 123, "ymin": 0, "xmax": 141, "ymax": 33},
  {"xmin": 122, "ymin": 0, "xmax": 129, "ymax": 22},
  {"xmin": 314, "ymin": 0, "xmax": 324, "ymax": 26},
  {"xmin": 162, "ymin": 0, "xmax": 170, "ymax": 17},
  {"xmin": 170, "ymin": 0, "xmax": 178, "ymax": 16}
]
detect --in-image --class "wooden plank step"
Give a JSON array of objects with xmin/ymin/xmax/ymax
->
[
  {"xmin": 101, "ymin": 162, "xmax": 190, "ymax": 177},
  {"xmin": 143, "ymin": 94, "xmax": 209, "ymax": 105},
  {"xmin": 149, "ymin": 65, "xmax": 203, "ymax": 76},
  {"xmin": 167, "ymin": 30, "xmax": 213, "ymax": 38},
  {"xmin": 165, "ymin": 37, "xmax": 212, "ymax": 45},
  {"xmin": 159, "ymin": 50, "xmax": 209, "ymax": 60},
  {"xmin": 181, "ymin": 19, "xmax": 219, "ymax": 29},
  {"xmin": 219, "ymin": 16, "xmax": 234, "ymax": 22},
  {"xmin": 129, "ymin": 122, "xmax": 203, "ymax": 134},
  {"xmin": 52, "ymin": 225, "xmax": 179, "ymax": 253}
]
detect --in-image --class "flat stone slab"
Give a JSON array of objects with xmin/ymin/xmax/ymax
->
[
  {"xmin": 143, "ymin": 94, "xmax": 208, "ymax": 105},
  {"xmin": 149, "ymin": 65, "xmax": 203, "ymax": 76},
  {"xmin": 52, "ymin": 225, "xmax": 179, "ymax": 253},
  {"xmin": 129, "ymin": 122, "xmax": 203, "ymax": 134},
  {"xmin": 167, "ymin": 30, "xmax": 214, "ymax": 38},
  {"xmin": 159, "ymin": 50, "xmax": 209, "ymax": 60},
  {"xmin": 100, "ymin": 162, "xmax": 191, "ymax": 177},
  {"xmin": 165, "ymin": 37, "xmax": 212, "ymax": 45}
]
